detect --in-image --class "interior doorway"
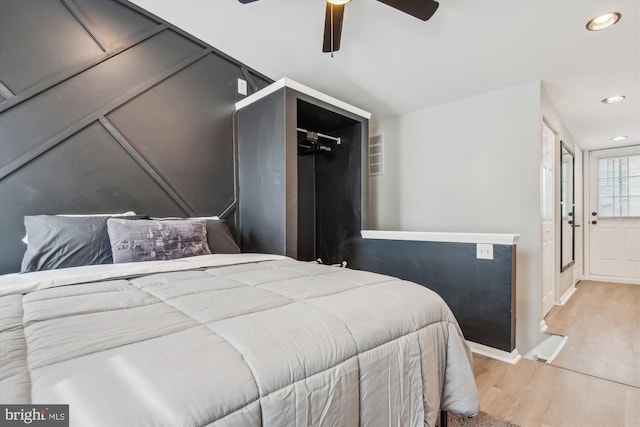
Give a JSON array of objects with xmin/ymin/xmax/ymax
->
[{"xmin": 586, "ymin": 145, "xmax": 640, "ymax": 284}]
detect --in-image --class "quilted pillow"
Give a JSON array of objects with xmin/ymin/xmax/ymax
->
[{"xmin": 107, "ymin": 218, "xmax": 211, "ymax": 263}]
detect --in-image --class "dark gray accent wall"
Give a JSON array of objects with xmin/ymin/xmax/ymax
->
[{"xmin": 0, "ymin": 0, "xmax": 271, "ymax": 274}]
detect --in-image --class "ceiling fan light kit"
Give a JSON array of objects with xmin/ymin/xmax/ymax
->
[
  {"xmin": 238, "ymin": 0, "xmax": 439, "ymax": 55},
  {"xmin": 323, "ymin": 1, "xmax": 345, "ymax": 56},
  {"xmin": 322, "ymin": 0, "xmax": 440, "ymax": 55}
]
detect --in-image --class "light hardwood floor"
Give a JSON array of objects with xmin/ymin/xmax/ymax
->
[
  {"xmin": 473, "ymin": 280, "xmax": 640, "ymax": 427},
  {"xmin": 546, "ymin": 281, "xmax": 640, "ymax": 388}
]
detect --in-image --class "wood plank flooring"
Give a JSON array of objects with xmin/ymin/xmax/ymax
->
[
  {"xmin": 546, "ymin": 281, "xmax": 640, "ymax": 387},
  {"xmin": 473, "ymin": 280, "xmax": 640, "ymax": 427}
]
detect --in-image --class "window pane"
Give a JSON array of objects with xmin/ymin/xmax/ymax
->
[
  {"xmin": 616, "ymin": 197, "xmax": 627, "ymax": 216},
  {"xmin": 621, "ymin": 177, "xmax": 629, "ymax": 194},
  {"xmin": 598, "ymin": 155, "xmax": 640, "ymax": 217},
  {"xmin": 600, "ymin": 159, "xmax": 610, "ymax": 178},
  {"xmin": 599, "ymin": 178, "xmax": 613, "ymax": 197},
  {"xmin": 598, "ymin": 197, "xmax": 613, "ymax": 216}
]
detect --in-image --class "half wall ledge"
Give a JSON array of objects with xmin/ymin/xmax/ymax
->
[
  {"xmin": 350, "ymin": 230, "xmax": 520, "ymax": 361},
  {"xmin": 361, "ymin": 230, "xmax": 520, "ymax": 245}
]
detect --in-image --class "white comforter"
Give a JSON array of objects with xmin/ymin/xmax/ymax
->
[{"xmin": 0, "ymin": 254, "xmax": 479, "ymax": 426}]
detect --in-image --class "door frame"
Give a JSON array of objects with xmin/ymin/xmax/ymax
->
[
  {"xmin": 541, "ymin": 119, "xmax": 558, "ymax": 320},
  {"xmin": 573, "ymin": 147, "xmax": 584, "ymax": 283},
  {"xmin": 584, "ymin": 145, "xmax": 640, "ymax": 284}
]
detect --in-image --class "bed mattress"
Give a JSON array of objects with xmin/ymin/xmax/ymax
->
[{"xmin": 0, "ymin": 254, "xmax": 479, "ymax": 426}]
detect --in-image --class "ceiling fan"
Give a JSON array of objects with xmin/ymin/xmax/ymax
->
[{"xmin": 237, "ymin": 0, "xmax": 439, "ymax": 55}]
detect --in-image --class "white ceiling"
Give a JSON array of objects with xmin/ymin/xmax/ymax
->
[{"xmin": 131, "ymin": 0, "xmax": 639, "ymax": 151}]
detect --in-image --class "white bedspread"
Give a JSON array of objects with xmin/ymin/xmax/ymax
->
[{"xmin": 0, "ymin": 254, "xmax": 479, "ymax": 426}]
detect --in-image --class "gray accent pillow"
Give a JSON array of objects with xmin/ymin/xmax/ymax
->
[
  {"xmin": 107, "ymin": 219, "xmax": 211, "ymax": 263},
  {"xmin": 204, "ymin": 220, "xmax": 241, "ymax": 254},
  {"xmin": 152, "ymin": 217, "xmax": 240, "ymax": 254},
  {"xmin": 21, "ymin": 216, "xmax": 113, "ymax": 273}
]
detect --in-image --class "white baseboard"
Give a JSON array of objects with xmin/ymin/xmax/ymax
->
[
  {"xmin": 560, "ymin": 284, "xmax": 577, "ymax": 305},
  {"xmin": 467, "ymin": 341, "xmax": 521, "ymax": 365},
  {"xmin": 539, "ymin": 320, "xmax": 548, "ymax": 332},
  {"xmin": 585, "ymin": 274, "xmax": 640, "ymax": 285}
]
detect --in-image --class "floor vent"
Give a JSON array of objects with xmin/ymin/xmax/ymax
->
[{"xmin": 368, "ymin": 134, "xmax": 383, "ymax": 176}]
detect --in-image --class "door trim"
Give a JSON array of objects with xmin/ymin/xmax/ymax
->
[
  {"xmin": 584, "ymin": 145, "xmax": 640, "ymax": 284},
  {"xmin": 541, "ymin": 119, "xmax": 557, "ymax": 317}
]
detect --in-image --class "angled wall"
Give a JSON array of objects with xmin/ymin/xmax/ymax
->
[{"xmin": 0, "ymin": 0, "xmax": 271, "ymax": 274}]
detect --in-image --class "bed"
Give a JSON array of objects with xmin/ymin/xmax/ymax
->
[{"xmin": 0, "ymin": 218, "xmax": 479, "ymax": 427}]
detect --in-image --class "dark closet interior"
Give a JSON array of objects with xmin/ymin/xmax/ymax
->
[{"xmin": 236, "ymin": 82, "xmax": 369, "ymax": 264}]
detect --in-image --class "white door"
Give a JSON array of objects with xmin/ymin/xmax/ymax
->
[
  {"xmin": 588, "ymin": 146, "xmax": 640, "ymax": 283},
  {"xmin": 542, "ymin": 121, "xmax": 556, "ymax": 315}
]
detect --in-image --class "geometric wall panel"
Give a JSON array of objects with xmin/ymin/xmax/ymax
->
[
  {"xmin": 0, "ymin": 30, "xmax": 204, "ymax": 171},
  {"xmin": 249, "ymin": 71, "xmax": 273, "ymax": 92},
  {"xmin": 107, "ymin": 54, "xmax": 246, "ymax": 216},
  {"xmin": 0, "ymin": 122, "xmax": 187, "ymax": 274},
  {"xmin": 0, "ymin": 0, "xmax": 102, "ymax": 94},
  {"xmin": 71, "ymin": 0, "xmax": 160, "ymax": 51}
]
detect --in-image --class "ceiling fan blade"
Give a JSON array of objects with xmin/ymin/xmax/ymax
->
[
  {"xmin": 376, "ymin": 0, "xmax": 439, "ymax": 21},
  {"xmin": 322, "ymin": 2, "xmax": 345, "ymax": 53}
]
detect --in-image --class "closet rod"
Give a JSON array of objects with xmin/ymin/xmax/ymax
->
[{"xmin": 296, "ymin": 127, "xmax": 341, "ymax": 145}]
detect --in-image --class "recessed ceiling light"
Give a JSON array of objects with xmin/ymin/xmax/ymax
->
[
  {"xmin": 601, "ymin": 95, "xmax": 626, "ymax": 104},
  {"xmin": 611, "ymin": 136, "xmax": 628, "ymax": 141},
  {"xmin": 586, "ymin": 12, "xmax": 621, "ymax": 31}
]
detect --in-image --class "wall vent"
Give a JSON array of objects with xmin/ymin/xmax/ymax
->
[{"xmin": 368, "ymin": 134, "xmax": 384, "ymax": 176}]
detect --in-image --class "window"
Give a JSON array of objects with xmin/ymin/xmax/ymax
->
[{"xmin": 598, "ymin": 154, "xmax": 640, "ymax": 217}]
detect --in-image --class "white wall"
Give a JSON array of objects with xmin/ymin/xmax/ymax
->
[
  {"xmin": 541, "ymin": 84, "xmax": 582, "ymax": 299},
  {"xmin": 369, "ymin": 80, "xmax": 545, "ymax": 354}
]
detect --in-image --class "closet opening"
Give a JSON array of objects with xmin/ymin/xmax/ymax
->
[{"xmin": 296, "ymin": 99, "xmax": 361, "ymax": 264}]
